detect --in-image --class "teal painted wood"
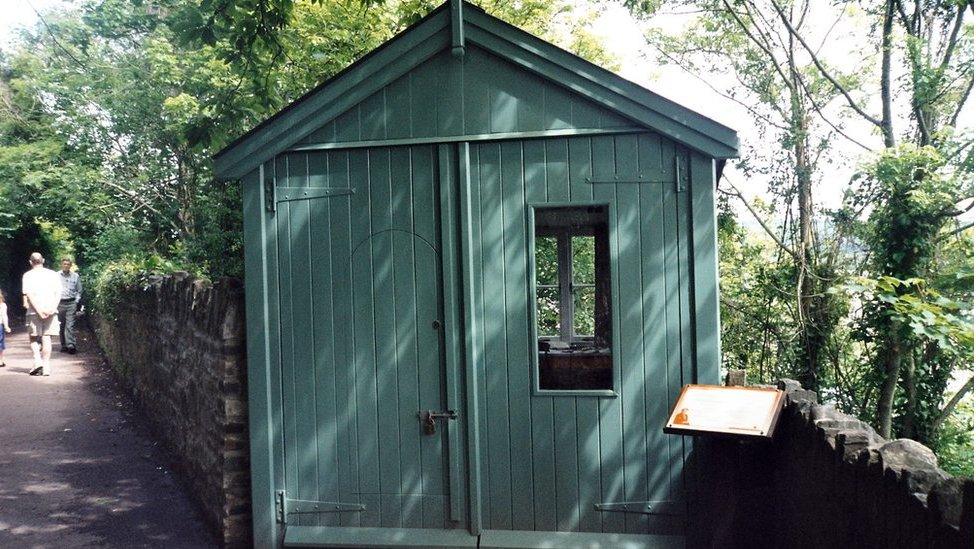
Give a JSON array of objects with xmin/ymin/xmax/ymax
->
[
  {"xmin": 456, "ymin": 142, "xmax": 484, "ymax": 535},
  {"xmin": 689, "ymin": 153, "xmax": 720, "ymax": 386},
  {"xmin": 499, "ymin": 140, "xmax": 534, "ymax": 533},
  {"xmin": 269, "ymin": 144, "xmax": 459, "ymax": 534},
  {"xmin": 300, "ymin": 46, "xmax": 632, "ymax": 150},
  {"xmin": 674, "ymin": 150, "xmax": 695, "ymax": 483},
  {"xmin": 308, "ymin": 153, "xmax": 339, "ymax": 527},
  {"xmin": 245, "ymin": 132, "xmax": 719, "ymax": 545},
  {"xmin": 467, "ymin": 144, "xmax": 491, "ymax": 535},
  {"xmin": 437, "ymin": 144, "xmax": 465, "ymax": 523},
  {"xmin": 567, "ymin": 137, "xmax": 603, "ymax": 534},
  {"xmin": 637, "ymin": 135, "xmax": 674, "ymax": 527},
  {"xmin": 659, "ymin": 139, "xmax": 687, "ymax": 512},
  {"xmin": 264, "ymin": 163, "xmax": 289, "ymax": 532},
  {"xmin": 326, "ymin": 150, "xmax": 362, "ymax": 528},
  {"xmin": 477, "ymin": 142, "xmax": 514, "ymax": 531},
  {"xmin": 290, "ymin": 128, "xmax": 646, "ymax": 154},
  {"xmin": 283, "ymin": 526, "xmax": 478, "ymax": 548},
  {"xmin": 582, "ymin": 134, "xmax": 623, "ymax": 534},
  {"xmin": 242, "ymin": 166, "xmax": 279, "ymax": 546},
  {"xmin": 467, "ymin": 133, "xmax": 694, "ymax": 536},
  {"xmin": 275, "ymin": 156, "xmax": 301, "ymax": 527},
  {"xmin": 478, "ymin": 529, "xmax": 685, "ymax": 549},
  {"xmin": 287, "ymin": 156, "xmax": 315, "ymax": 525},
  {"xmin": 613, "ymin": 134, "xmax": 650, "ymax": 535},
  {"xmin": 522, "ymin": 140, "xmax": 556, "ymax": 533},
  {"xmin": 214, "ymin": 3, "xmax": 739, "ymax": 180},
  {"xmin": 540, "ymin": 139, "xmax": 582, "ymax": 534}
]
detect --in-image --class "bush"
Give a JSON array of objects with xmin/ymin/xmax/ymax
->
[
  {"xmin": 930, "ymin": 396, "xmax": 975, "ymax": 478},
  {"xmin": 88, "ymin": 254, "xmax": 185, "ymax": 320}
]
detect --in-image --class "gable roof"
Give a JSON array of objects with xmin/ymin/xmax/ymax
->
[{"xmin": 214, "ymin": 1, "xmax": 738, "ymax": 180}]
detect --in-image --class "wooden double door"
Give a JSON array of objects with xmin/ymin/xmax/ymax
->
[{"xmin": 271, "ymin": 135, "xmax": 689, "ymax": 543}]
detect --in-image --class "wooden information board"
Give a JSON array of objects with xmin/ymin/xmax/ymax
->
[{"xmin": 663, "ymin": 384, "xmax": 785, "ymax": 439}]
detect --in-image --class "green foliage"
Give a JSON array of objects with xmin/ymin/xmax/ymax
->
[
  {"xmin": 840, "ymin": 276, "xmax": 973, "ymax": 355},
  {"xmin": 857, "ymin": 146, "xmax": 966, "ymax": 277},
  {"xmin": 571, "ymin": 235, "xmax": 596, "ymax": 335},
  {"xmin": 717, "ymin": 200, "xmax": 793, "ymax": 379},
  {"xmin": 535, "ymin": 236, "xmax": 559, "ymax": 336},
  {"xmin": 930, "ymin": 395, "xmax": 974, "ymax": 478},
  {"xmin": 88, "ymin": 255, "xmax": 180, "ymax": 320},
  {"xmin": 847, "ymin": 145, "xmax": 974, "ymax": 443},
  {"xmin": 0, "ymin": 0, "xmax": 617, "ymax": 301}
]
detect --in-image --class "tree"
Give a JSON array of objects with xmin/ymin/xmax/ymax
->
[
  {"xmin": 852, "ymin": 145, "xmax": 973, "ymax": 441},
  {"xmin": 631, "ymin": 0, "xmax": 973, "ymax": 447},
  {"xmin": 1, "ymin": 0, "xmax": 618, "ymax": 282},
  {"xmin": 636, "ymin": 0, "xmax": 873, "ymax": 393}
]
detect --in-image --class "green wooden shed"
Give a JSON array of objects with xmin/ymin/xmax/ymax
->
[{"xmin": 215, "ymin": 1, "xmax": 738, "ymax": 547}]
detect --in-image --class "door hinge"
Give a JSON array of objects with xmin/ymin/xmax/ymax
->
[
  {"xmin": 585, "ymin": 173, "xmax": 662, "ymax": 184},
  {"xmin": 594, "ymin": 500, "xmax": 682, "ymax": 516},
  {"xmin": 275, "ymin": 490, "xmax": 286, "ymax": 523},
  {"xmin": 275, "ymin": 490, "xmax": 366, "ymax": 524},
  {"xmin": 276, "ymin": 187, "xmax": 355, "ymax": 203}
]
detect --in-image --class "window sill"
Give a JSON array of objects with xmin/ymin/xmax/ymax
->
[{"xmin": 532, "ymin": 389, "xmax": 619, "ymax": 398}]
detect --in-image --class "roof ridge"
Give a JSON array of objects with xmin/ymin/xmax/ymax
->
[{"xmin": 214, "ymin": 0, "xmax": 738, "ymax": 179}]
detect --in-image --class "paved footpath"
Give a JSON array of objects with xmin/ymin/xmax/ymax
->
[{"xmin": 0, "ymin": 324, "xmax": 216, "ymax": 548}]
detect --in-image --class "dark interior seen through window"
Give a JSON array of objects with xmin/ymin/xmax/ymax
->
[{"xmin": 534, "ymin": 206, "xmax": 612, "ymax": 391}]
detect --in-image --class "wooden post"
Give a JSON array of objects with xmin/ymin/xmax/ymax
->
[{"xmin": 726, "ymin": 369, "xmax": 747, "ymax": 386}]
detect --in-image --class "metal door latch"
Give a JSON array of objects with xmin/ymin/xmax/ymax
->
[{"xmin": 418, "ymin": 410, "xmax": 458, "ymax": 435}]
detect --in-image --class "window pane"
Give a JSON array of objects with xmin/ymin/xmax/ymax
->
[
  {"xmin": 573, "ymin": 286, "xmax": 596, "ymax": 336},
  {"xmin": 572, "ymin": 236, "xmax": 595, "ymax": 284},
  {"xmin": 536, "ymin": 287, "xmax": 560, "ymax": 337},
  {"xmin": 535, "ymin": 236, "xmax": 558, "ymax": 286},
  {"xmin": 533, "ymin": 205, "xmax": 612, "ymax": 391}
]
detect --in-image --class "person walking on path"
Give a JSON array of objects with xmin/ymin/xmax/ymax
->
[
  {"xmin": 22, "ymin": 252, "xmax": 62, "ymax": 376},
  {"xmin": 58, "ymin": 257, "xmax": 83, "ymax": 354},
  {"xmin": 0, "ymin": 290, "xmax": 10, "ymax": 368}
]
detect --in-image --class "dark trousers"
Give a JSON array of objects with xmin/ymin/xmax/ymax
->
[{"xmin": 57, "ymin": 300, "xmax": 77, "ymax": 349}]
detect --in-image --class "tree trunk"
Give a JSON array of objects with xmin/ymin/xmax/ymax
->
[
  {"xmin": 931, "ymin": 376, "xmax": 975, "ymax": 433},
  {"xmin": 875, "ymin": 321, "xmax": 903, "ymax": 439},
  {"xmin": 901, "ymin": 351, "xmax": 917, "ymax": 439},
  {"xmin": 790, "ymin": 58, "xmax": 818, "ymax": 393},
  {"xmin": 880, "ymin": 0, "xmax": 896, "ymax": 147}
]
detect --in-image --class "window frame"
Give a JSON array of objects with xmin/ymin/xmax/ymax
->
[{"xmin": 527, "ymin": 202, "xmax": 618, "ymax": 398}]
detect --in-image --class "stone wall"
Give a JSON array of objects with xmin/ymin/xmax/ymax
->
[
  {"xmin": 688, "ymin": 379, "xmax": 973, "ymax": 548},
  {"xmin": 92, "ymin": 273, "xmax": 250, "ymax": 548}
]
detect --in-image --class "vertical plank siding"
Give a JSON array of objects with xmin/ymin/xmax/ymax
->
[
  {"xmin": 467, "ymin": 134, "xmax": 700, "ymax": 535},
  {"xmin": 272, "ymin": 145, "xmax": 458, "ymax": 531},
  {"xmin": 243, "ymin": 166, "xmax": 279, "ymax": 546},
  {"xmin": 300, "ymin": 46, "xmax": 633, "ymax": 147},
  {"xmin": 264, "ymin": 132, "xmax": 717, "ymax": 537}
]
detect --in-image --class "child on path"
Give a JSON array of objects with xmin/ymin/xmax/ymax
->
[{"xmin": 0, "ymin": 290, "xmax": 10, "ymax": 367}]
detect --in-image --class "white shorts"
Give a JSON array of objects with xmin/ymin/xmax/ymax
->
[{"xmin": 27, "ymin": 313, "xmax": 60, "ymax": 337}]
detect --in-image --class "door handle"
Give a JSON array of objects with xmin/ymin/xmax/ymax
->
[{"xmin": 418, "ymin": 410, "xmax": 458, "ymax": 435}]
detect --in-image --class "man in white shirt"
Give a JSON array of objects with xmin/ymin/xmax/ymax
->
[{"xmin": 22, "ymin": 252, "xmax": 62, "ymax": 376}]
